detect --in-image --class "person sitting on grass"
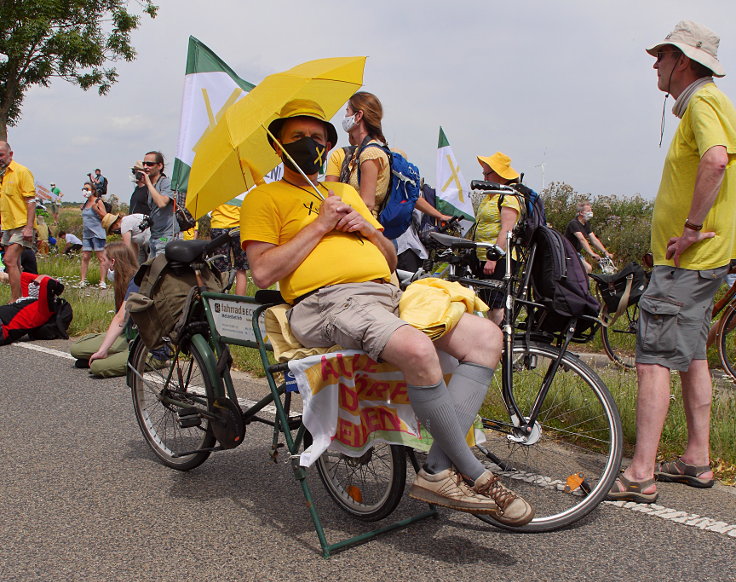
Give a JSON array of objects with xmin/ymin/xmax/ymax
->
[
  {"xmin": 70, "ymin": 241, "xmax": 139, "ymax": 377},
  {"xmin": 0, "ymin": 271, "xmax": 64, "ymax": 345}
]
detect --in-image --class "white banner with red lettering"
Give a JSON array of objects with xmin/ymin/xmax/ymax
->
[{"xmin": 291, "ymin": 350, "xmax": 460, "ymax": 467}]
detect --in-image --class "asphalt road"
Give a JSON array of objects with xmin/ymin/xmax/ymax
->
[{"xmin": 1, "ymin": 339, "xmax": 734, "ymax": 582}]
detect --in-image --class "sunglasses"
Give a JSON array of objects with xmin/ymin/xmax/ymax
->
[
  {"xmin": 142, "ymin": 161, "xmax": 158, "ymax": 167},
  {"xmin": 656, "ymin": 50, "xmax": 679, "ymax": 63}
]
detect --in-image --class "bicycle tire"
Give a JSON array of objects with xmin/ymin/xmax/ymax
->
[
  {"xmin": 130, "ymin": 339, "xmax": 216, "ymax": 471},
  {"xmin": 474, "ymin": 341, "xmax": 623, "ymax": 532},
  {"xmin": 601, "ymin": 303, "xmax": 639, "ymax": 369},
  {"xmin": 718, "ymin": 304, "xmax": 736, "ymax": 380},
  {"xmin": 315, "ymin": 443, "xmax": 407, "ymax": 522}
]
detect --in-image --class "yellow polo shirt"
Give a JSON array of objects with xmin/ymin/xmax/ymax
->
[
  {"xmin": 652, "ymin": 83, "xmax": 736, "ymax": 269},
  {"xmin": 0, "ymin": 160, "xmax": 36, "ymax": 230}
]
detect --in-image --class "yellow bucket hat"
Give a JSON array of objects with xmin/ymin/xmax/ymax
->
[{"xmin": 476, "ymin": 152, "xmax": 519, "ymax": 181}]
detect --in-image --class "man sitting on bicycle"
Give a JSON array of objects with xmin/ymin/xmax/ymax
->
[
  {"xmin": 564, "ymin": 201, "xmax": 613, "ymax": 274},
  {"xmin": 241, "ymin": 99, "xmax": 534, "ymax": 526}
]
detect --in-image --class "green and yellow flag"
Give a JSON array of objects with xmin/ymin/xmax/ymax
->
[
  {"xmin": 171, "ymin": 37, "xmax": 255, "ymax": 194},
  {"xmin": 435, "ymin": 127, "xmax": 474, "ymax": 221}
]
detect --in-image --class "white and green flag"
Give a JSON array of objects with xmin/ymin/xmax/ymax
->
[
  {"xmin": 435, "ymin": 127, "xmax": 474, "ymax": 221},
  {"xmin": 171, "ymin": 37, "xmax": 255, "ymax": 194}
]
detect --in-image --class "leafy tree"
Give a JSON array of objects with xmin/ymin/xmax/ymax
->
[{"xmin": 0, "ymin": 0, "xmax": 158, "ymax": 140}]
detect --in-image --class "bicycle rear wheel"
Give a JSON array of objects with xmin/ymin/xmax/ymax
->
[
  {"xmin": 475, "ymin": 341, "xmax": 622, "ymax": 532},
  {"xmin": 718, "ymin": 305, "xmax": 736, "ymax": 380},
  {"xmin": 601, "ymin": 303, "xmax": 639, "ymax": 369},
  {"xmin": 130, "ymin": 339, "xmax": 216, "ymax": 471},
  {"xmin": 315, "ymin": 443, "xmax": 407, "ymax": 522}
]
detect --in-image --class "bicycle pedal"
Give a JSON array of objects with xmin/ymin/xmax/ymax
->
[{"xmin": 178, "ymin": 407, "xmax": 199, "ymax": 417}]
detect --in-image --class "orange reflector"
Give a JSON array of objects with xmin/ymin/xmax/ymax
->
[
  {"xmin": 564, "ymin": 472, "xmax": 585, "ymax": 493},
  {"xmin": 346, "ymin": 485, "xmax": 363, "ymax": 502}
]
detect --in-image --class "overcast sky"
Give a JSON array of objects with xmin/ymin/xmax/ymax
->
[{"xmin": 8, "ymin": 0, "xmax": 736, "ymax": 204}]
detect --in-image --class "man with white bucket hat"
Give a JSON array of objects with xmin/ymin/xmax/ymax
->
[{"xmin": 608, "ymin": 21, "xmax": 736, "ymax": 503}]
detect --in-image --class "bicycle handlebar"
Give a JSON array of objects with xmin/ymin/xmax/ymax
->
[
  {"xmin": 428, "ymin": 231, "xmax": 506, "ymax": 260},
  {"xmin": 470, "ymin": 180, "xmax": 517, "ymax": 193}
]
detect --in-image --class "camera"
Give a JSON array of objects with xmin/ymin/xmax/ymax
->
[
  {"xmin": 138, "ymin": 215, "xmax": 151, "ymax": 231},
  {"xmin": 130, "ymin": 168, "xmax": 144, "ymax": 180}
]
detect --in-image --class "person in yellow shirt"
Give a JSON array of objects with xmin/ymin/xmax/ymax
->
[
  {"xmin": 609, "ymin": 21, "xmax": 736, "ymax": 504},
  {"xmin": 0, "ymin": 141, "xmax": 36, "ymax": 302},
  {"xmin": 241, "ymin": 100, "xmax": 532, "ymax": 525},
  {"xmin": 210, "ymin": 201, "xmax": 248, "ymax": 295}
]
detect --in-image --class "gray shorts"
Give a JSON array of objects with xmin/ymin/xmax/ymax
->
[
  {"xmin": 636, "ymin": 264, "xmax": 728, "ymax": 371},
  {"xmin": 1, "ymin": 227, "xmax": 32, "ymax": 248},
  {"xmin": 287, "ymin": 281, "xmax": 407, "ymax": 361}
]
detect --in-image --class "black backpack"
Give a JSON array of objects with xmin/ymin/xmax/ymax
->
[
  {"xmin": 529, "ymin": 225, "xmax": 599, "ymax": 339},
  {"xmin": 28, "ymin": 297, "xmax": 73, "ymax": 340},
  {"xmin": 590, "ymin": 262, "xmax": 648, "ymax": 315}
]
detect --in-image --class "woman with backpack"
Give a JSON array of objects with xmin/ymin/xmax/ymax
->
[
  {"xmin": 325, "ymin": 91, "xmax": 391, "ymax": 215},
  {"xmin": 471, "ymin": 152, "xmax": 522, "ymax": 325},
  {"xmin": 79, "ymin": 181, "xmax": 108, "ymax": 289},
  {"xmin": 70, "ymin": 241, "xmax": 140, "ymax": 377}
]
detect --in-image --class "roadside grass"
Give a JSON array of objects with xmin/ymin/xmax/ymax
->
[{"xmin": 4, "ymin": 253, "xmax": 734, "ymax": 481}]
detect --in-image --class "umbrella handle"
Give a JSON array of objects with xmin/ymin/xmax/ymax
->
[{"xmin": 262, "ymin": 124, "xmax": 325, "ymax": 200}]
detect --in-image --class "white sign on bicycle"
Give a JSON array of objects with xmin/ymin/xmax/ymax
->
[{"xmin": 208, "ymin": 298, "xmax": 267, "ymax": 343}]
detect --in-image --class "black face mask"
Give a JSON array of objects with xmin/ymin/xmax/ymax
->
[{"xmin": 281, "ymin": 137, "xmax": 327, "ymax": 175}]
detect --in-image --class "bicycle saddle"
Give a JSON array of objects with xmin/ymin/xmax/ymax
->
[{"xmin": 165, "ymin": 239, "xmax": 212, "ymax": 264}]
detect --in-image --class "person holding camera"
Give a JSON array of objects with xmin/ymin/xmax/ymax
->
[
  {"xmin": 128, "ymin": 161, "xmax": 150, "ymax": 215},
  {"xmin": 88, "ymin": 168, "xmax": 107, "ymax": 196},
  {"xmin": 141, "ymin": 151, "xmax": 177, "ymax": 258},
  {"xmin": 101, "ymin": 212, "xmax": 150, "ymax": 264},
  {"xmin": 79, "ymin": 182, "xmax": 108, "ymax": 288}
]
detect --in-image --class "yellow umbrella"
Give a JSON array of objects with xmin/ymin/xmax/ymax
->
[{"xmin": 186, "ymin": 56, "xmax": 366, "ymax": 218}]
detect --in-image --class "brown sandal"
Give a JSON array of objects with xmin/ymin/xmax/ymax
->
[
  {"xmin": 655, "ymin": 458, "xmax": 715, "ymax": 488},
  {"xmin": 606, "ymin": 473, "xmax": 658, "ymax": 503}
]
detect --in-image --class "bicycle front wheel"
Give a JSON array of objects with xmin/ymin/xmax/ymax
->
[
  {"xmin": 601, "ymin": 303, "xmax": 639, "ymax": 369},
  {"xmin": 475, "ymin": 341, "xmax": 623, "ymax": 532},
  {"xmin": 130, "ymin": 339, "xmax": 216, "ymax": 471},
  {"xmin": 315, "ymin": 443, "xmax": 407, "ymax": 522},
  {"xmin": 718, "ymin": 304, "xmax": 736, "ymax": 380}
]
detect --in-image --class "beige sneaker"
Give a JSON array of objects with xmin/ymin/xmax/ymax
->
[
  {"xmin": 409, "ymin": 467, "xmax": 507, "ymax": 515},
  {"xmin": 471, "ymin": 471, "xmax": 534, "ymax": 526}
]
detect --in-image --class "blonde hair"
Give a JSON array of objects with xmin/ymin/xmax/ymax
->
[
  {"xmin": 106, "ymin": 241, "xmax": 138, "ymax": 310},
  {"xmin": 349, "ymin": 91, "xmax": 386, "ymax": 144}
]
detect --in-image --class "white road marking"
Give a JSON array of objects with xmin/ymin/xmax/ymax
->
[
  {"xmin": 13, "ymin": 342, "xmax": 76, "ymax": 360},
  {"xmin": 605, "ymin": 500, "xmax": 736, "ymax": 537}
]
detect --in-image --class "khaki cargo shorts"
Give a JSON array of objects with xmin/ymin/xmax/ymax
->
[
  {"xmin": 287, "ymin": 281, "xmax": 407, "ymax": 361},
  {"xmin": 636, "ymin": 264, "xmax": 727, "ymax": 371},
  {"xmin": 1, "ymin": 227, "xmax": 33, "ymax": 248}
]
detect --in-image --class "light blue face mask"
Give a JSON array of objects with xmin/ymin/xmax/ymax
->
[
  {"xmin": 106, "ymin": 268, "xmax": 115, "ymax": 282},
  {"xmin": 341, "ymin": 113, "xmax": 357, "ymax": 133}
]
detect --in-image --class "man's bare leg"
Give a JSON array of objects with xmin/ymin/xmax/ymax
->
[
  {"xmin": 678, "ymin": 359, "xmax": 714, "ymax": 479},
  {"xmin": 3, "ymin": 243, "xmax": 23, "ymax": 301},
  {"xmin": 620, "ymin": 362, "xmax": 672, "ymax": 493}
]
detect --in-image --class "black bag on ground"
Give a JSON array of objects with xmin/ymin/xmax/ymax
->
[
  {"xmin": 591, "ymin": 262, "xmax": 648, "ymax": 314},
  {"xmin": 28, "ymin": 297, "xmax": 73, "ymax": 340},
  {"xmin": 529, "ymin": 225, "xmax": 600, "ymax": 338},
  {"xmin": 126, "ymin": 254, "xmax": 225, "ymax": 349}
]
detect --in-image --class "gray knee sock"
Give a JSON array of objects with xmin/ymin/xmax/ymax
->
[
  {"xmin": 425, "ymin": 362, "xmax": 494, "ymax": 476},
  {"xmin": 407, "ymin": 378, "xmax": 486, "ymax": 481}
]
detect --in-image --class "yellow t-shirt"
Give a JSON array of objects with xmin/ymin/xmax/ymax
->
[
  {"xmin": 210, "ymin": 203, "xmax": 241, "ymax": 229},
  {"xmin": 0, "ymin": 160, "xmax": 36, "ymax": 230},
  {"xmin": 326, "ymin": 147, "xmax": 345, "ymax": 179},
  {"xmin": 472, "ymin": 194, "xmax": 521, "ymax": 261},
  {"xmin": 240, "ymin": 180, "xmax": 390, "ymax": 303},
  {"xmin": 652, "ymin": 84, "xmax": 736, "ymax": 269}
]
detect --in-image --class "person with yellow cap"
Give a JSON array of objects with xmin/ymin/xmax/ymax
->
[
  {"xmin": 241, "ymin": 100, "xmax": 533, "ymax": 525},
  {"xmin": 608, "ymin": 20, "xmax": 736, "ymax": 504},
  {"xmin": 470, "ymin": 152, "xmax": 522, "ymax": 324}
]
